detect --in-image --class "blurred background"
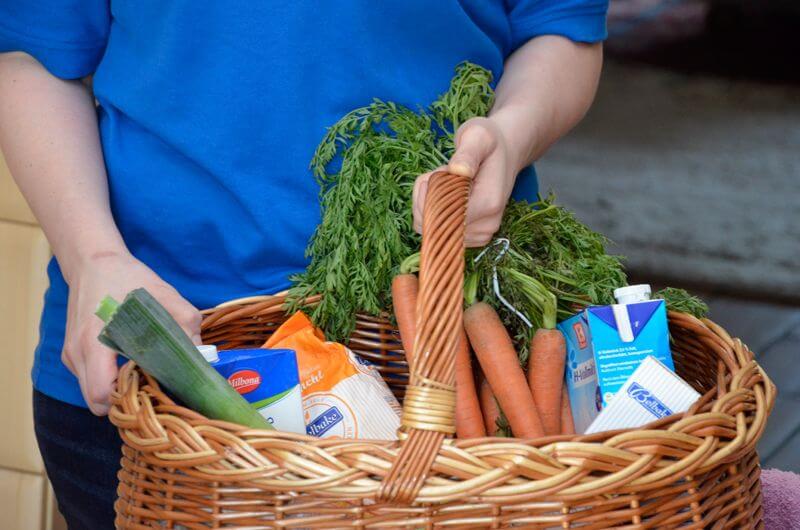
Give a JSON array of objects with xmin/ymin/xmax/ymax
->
[
  {"xmin": 538, "ymin": 0, "xmax": 799, "ymax": 473},
  {"xmin": 0, "ymin": 1, "xmax": 798, "ymax": 528}
]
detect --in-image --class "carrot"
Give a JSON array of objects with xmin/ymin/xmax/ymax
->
[
  {"xmin": 527, "ymin": 328, "xmax": 567, "ymax": 436},
  {"xmin": 392, "ymin": 274, "xmax": 418, "ymax": 369},
  {"xmin": 478, "ymin": 375, "xmax": 501, "ymax": 436},
  {"xmin": 464, "ymin": 302, "xmax": 544, "ymax": 439},
  {"xmin": 454, "ymin": 329, "xmax": 485, "ymax": 439},
  {"xmin": 560, "ymin": 385, "xmax": 575, "ymax": 435}
]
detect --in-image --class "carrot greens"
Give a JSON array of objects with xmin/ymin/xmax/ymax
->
[
  {"xmin": 656, "ymin": 287, "xmax": 709, "ymax": 318},
  {"xmin": 289, "ymin": 63, "xmax": 494, "ymax": 340},
  {"xmin": 289, "ymin": 60, "xmax": 707, "ymax": 360},
  {"xmin": 466, "ymin": 196, "xmax": 628, "ymax": 366}
]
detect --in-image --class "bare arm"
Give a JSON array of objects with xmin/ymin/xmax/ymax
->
[
  {"xmin": 489, "ymin": 36, "xmax": 602, "ymax": 171},
  {"xmin": 0, "ymin": 52, "xmax": 200, "ymax": 414},
  {"xmin": 413, "ymin": 36, "xmax": 603, "ymax": 245},
  {"xmin": 0, "ymin": 52, "xmax": 125, "ymax": 278}
]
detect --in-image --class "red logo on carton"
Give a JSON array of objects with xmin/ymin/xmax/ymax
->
[
  {"xmin": 573, "ymin": 322, "xmax": 588, "ymax": 349},
  {"xmin": 228, "ymin": 370, "xmax": 261, "ymax": 394}
]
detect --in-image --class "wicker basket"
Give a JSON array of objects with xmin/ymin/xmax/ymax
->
[{"xmin": 109, "ymin": 173, "xmax": 775, "ymax": 529}]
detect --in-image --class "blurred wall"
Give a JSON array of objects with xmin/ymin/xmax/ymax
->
[{"xmin": 0, "ymin": 151, "xmax": 64, "ymax": 530}]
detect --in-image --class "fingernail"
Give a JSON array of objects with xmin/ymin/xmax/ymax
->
[
  {"xmin": 449, "ymin": 162, "xmax": 472, "ymax": 177},
  {"xmin": 191, "ymin": 334, "xmax": 202, "ymax": 345}
]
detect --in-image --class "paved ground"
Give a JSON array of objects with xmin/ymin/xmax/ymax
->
[
  {"xmin": 692, "ymin": 293, "xmax": 800, "ymax": 471},
  {"xmin": 536, "ymin": 60, "xmax": 800, "ymax": 303}
]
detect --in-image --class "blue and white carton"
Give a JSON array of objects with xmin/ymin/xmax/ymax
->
[{"xmin": 558, "ymin": 284, "xmax": 674, "ymax": 433}]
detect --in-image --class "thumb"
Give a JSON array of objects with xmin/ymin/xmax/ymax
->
[{"xmin": 448, "ymin": 119, "xmax": 497, "ymax": 178}]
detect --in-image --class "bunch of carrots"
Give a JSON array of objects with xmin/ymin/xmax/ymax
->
[
  {"xmin": 393, "ymin": 273, "xmax": 575, "ymax": 439},
  {"xmin": 389, "ymin": 199, "xmax": 709, "ymax": 439}
]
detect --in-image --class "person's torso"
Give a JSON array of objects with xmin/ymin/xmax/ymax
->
[
  {"xmin": 91, "ymin": 0, "xmax": 519, "ymax": 307},
  {"xmin": 36, "ymin": 0, "xmax": 538, "ymax": 406}
]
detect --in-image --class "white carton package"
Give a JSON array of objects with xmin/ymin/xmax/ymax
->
[{"xmin": 585, "ymin": 355, "xmax": 700, "ymax": 434}]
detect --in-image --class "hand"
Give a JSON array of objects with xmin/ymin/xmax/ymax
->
[
  {"xmin": 413, "ymin": 117, "xmax": 518, "ymax": 247},
  {"xmin": 61, "ymin": 251, "xmax": 201, "ymax": 416}
]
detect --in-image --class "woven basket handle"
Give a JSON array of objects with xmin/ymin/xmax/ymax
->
[{"xmin": 378, "ymin": 171, "xmax": 471, "ymax": 504}]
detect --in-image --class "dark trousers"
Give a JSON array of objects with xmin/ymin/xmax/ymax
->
[{"xmin": 33, "ymin": 390, "xmax": 120, "ymax": 530}]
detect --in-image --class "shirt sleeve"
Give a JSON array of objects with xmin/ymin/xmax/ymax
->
[
  {"xmin": 506, "ymin": 0, "xmax": 608, "ymax": 50},
  {"xmin": 0, "ymin": 0, "xmax": 110, "ymax": 79}
]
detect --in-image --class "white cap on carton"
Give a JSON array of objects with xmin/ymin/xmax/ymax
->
[
  {"xmin": 197, "ymin": 344, "xmax": 219, "ymax": 363},
  {"xmin": 614, "ymin": 284, "xmax": 651, "ymax": 305}
]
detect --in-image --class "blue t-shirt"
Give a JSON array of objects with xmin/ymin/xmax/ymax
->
[{"xmin": 0, "ymin": 0, "xmax": 607, "ymax": 408}]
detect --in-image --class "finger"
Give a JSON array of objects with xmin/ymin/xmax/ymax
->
[
  {"xmin": 464, "ymin": 223, "xmax": 501, "ymax": 247},
  {"xmin": 464, "ymin": 152, "xmax": 506, "ymax": 224},
  {"xmin": 82, "ymin": 355, "xmax": 117, "ymax": 417},
  {"xmin": 61, "ymin": 347, "xmax": 76, "ymax": 376},
  {"xmin": 155, "ymin": 284, "xmax": 203, "ymax": 344},
  {"xmin": 172, "ymin": 299, "xmax": 202, "ymax": 344},
  {"xmin": 463, "ymin": 154, "xmax": 508, "ymax": 248},
  {"xmin": 80, "ymin": 322, "xmax": 118, "ymax": 416},
  {"xmin": 412, "ymin": 174, "xmax": 430, "ymax": 235},
  {"xmin": 412, "ymin": 166, "xmax": 446, "ymax": 234},
  {"xmin": 464, "ymin": 200, "xmax": 503, "ymax": 247},
  {"xmin": 449, "ymin": 120, "xmax": 498, "ymax": 178}
]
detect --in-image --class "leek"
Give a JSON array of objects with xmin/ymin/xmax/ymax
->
[{"xmin": 96, "ymin": 289, "xmax": 273, "ymax": 429}]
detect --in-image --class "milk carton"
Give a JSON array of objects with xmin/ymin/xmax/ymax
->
[
  {"xmin": 558, "ymin": 284, "xmax": 673, "ymax": 433},
  {"xmin": 199, "ymin": 346, "xmax": 305, "ymax": 434}
]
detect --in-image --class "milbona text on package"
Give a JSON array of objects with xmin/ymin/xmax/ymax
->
[
  {"xmin": 209, "ymin": 348, "xmax": 305, "ymax": 434},
  {"xmin": 558, "ymin": 299, "xmax": 673, "ymax": 433}
]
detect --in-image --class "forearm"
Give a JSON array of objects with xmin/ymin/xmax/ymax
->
[
  {"xmin": 489, "ymin": 36, "xmax": 603, "ymax": 173},
  {"xmin": 0, "ymin": 52, "xmax": 127, "ymax": 285}
]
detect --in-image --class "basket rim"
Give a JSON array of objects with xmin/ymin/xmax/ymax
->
[{"xmin": 109, "ymin": 297, "xmax": 776, "ymax": 504}]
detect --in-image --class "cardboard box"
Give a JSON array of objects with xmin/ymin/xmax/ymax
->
[{"xmin": 559, "ymin": 299, "xmax": 673, "ymax": 433}]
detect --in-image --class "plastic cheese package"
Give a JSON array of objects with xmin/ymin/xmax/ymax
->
[
  {"xmin": 585, "ymin": 355, "xmax": 700, "ymax": 434},
  {"xmin": 263, "ymin": 312, "xmax": 402, "ymax": 440}
]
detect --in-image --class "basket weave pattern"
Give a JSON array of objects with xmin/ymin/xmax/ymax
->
[{"xmin": 110, "ymin": 173, "xmax": 775, "ymax": 529}]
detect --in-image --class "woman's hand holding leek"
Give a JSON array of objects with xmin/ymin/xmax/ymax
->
[{"xmin": 63, "ymin": 252, "xmax": 201, "ymax": 415}]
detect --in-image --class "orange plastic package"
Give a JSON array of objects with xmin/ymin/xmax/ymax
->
[{"xmin": 264, "ymin": 312, "xmax": 402, "ymax": 440}]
